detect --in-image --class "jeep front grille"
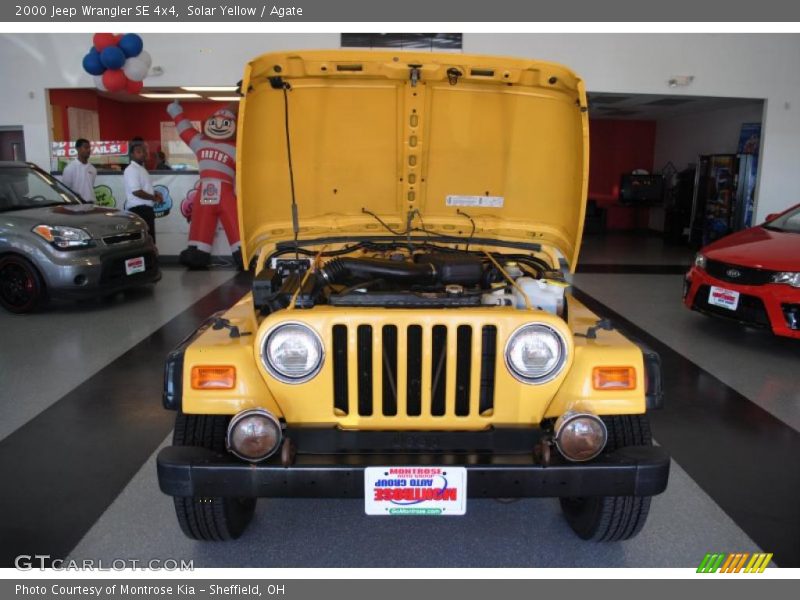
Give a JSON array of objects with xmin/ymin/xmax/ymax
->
[{"xmin": 331, "ymin": 323, "xmax": 497, "ymax": 419}]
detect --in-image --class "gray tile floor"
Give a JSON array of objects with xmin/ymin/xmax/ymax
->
[
  {"xmin": 579, "ymin": 232, "xmax": 694, "ymax": 266},
  {"xmin": 0, "ymin": 268, "xmax": 234, "ymax": 441}
]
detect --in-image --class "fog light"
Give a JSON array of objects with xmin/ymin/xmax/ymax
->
[
  {"xmin": 783, "ymin": 304, "xmax": 800, "ymax": 330},
  {"xmin": 554, "ymin": 411, "xmax": 607, "ymax": 462},
  {"xmin": 226, "ymin": 409, "xmax": 282, "ymax": 462}
]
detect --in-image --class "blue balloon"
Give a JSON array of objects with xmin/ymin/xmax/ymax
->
[
  {"xmin": 82, "ymin": 48, "xmax": 106, "ymax": 76},
  {"xmin": 100, "ymin": 46, "xmax": 125, "ymax": 70},
  {"xmin": 118, "ymin": 33, "xmax": 143, "ymax": 58}
]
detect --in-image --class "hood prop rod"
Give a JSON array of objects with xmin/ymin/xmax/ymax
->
[{"xmin": 281, "ymin": 82, "xmax": 300, "ymax": 259}]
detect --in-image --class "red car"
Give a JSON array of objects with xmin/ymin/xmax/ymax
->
[{"xmin": 684, "ymin": 203, "xmax": 800, "ymax": 339}]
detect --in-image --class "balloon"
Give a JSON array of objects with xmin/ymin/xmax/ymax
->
[
  {"xmin": 125, "ymin": 78, "xmax": 144, "ymax": 94},
  {"xmin": 122, "ymin": 55, "xmax": 150, "ymax": 81},
  {"xmin": 137, "ymin": 50, "xmax": 152, "ymax": 69},
  {"xmin": 93, "ymin": 74, "xmax": 107, "ymax": 92},
  {"xmin": 118, "ymin": 33, "xmax": 143, "ymax": 58},
  {"xmin": 82, "ymin": 48, "xmax": 105, "ymax": 76},
  {"xmin": 113, "ymin": 34, "xmax": 123, "ymax": 45},
  {"xmin": 100, "ymin": 46, "xmax": 125, "ymax": 70},
  {"xmin": 93, "ymin": 33, "xmax": 117, "ymax": 52},
  {"xmin": 102, "ymin": 69, "xmax": 128, "ymax": 93}
]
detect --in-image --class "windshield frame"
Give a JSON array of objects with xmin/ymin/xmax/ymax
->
[
  {"xmin": 763, "ymin": 204, "xmax": 800, "ymax": 234},
  {"xmin": 0, "ymin": 164, "xmax": 83, "ymax": 213}
]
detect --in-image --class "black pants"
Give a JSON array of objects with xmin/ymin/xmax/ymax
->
[{"xmin": 128, "ymin": 205, "xmax": 156, "ymax": 243}]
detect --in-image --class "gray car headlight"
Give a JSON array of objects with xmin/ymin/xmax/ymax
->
[
  {"xmin": 504, "ymin": 323, "xmax": 567, "ymax": 384},
  {"xmin": 32, "ymin": 224, "xmax": 94, "ymax": 249},
  {"xmin": 772, "ymin": 272, "xmax": 800, "ymax": 287},
  {"xmin": 262, "ymin": 322, "xmax": 324, "ymax": 383}
]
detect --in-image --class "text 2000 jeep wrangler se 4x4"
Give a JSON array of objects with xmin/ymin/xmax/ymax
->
[{"xmin": 157, "ymin": 50, "xmax": 669, "ymax": 541}]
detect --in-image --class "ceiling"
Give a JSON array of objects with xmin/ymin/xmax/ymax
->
[
  {"xmin": 587, "ymin": 92, "xmax": 763, "ymax": 120},
  {"xmin": 95, "ymin": 86, "xmax": 238, "ymax": 103}
]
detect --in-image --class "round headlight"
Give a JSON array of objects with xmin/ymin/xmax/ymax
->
[
  {"xmin": 504, "ymin": 323, "xmax": 567, "ymax": 383},
  {"xmin": 262, "ymin": 322, "xmax": 324, "ymax": 383},
  {"xmin": 227, "ymin": 409, "xmax": 282, "ymax": 462},
  {"xmin": 554, "ymin": 412, "xmax": 607, "ymax": 462}
]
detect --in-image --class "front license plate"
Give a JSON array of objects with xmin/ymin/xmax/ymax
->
[
  {"xmin": 365, "ymin": 466, "xmax": 467, "ymax": 516},
  {"xmin": 124, "ymin": 256, "xmax": 145, "ymax": 275},
  {"xmin": 708, "ymin": 285, "xmax": 740, "ymax": 310}
]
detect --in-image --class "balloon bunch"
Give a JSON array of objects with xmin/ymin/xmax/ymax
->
[{"xmin": 82, "ymin": 33, "xmax": 151, "ymax": 94}]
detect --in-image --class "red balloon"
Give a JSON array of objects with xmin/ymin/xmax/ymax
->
[
  {"xmin": 102, "ymin": 69, "xmax": 128, "ymax": 93},
  {"xmin": 125, "ymin": 79, "xmax": 143, "ymax": 94},
  {"xmin": 113, "ymin": 34, "xmax": 123, "ymax": 45},
  {"xmin": 93, "ymin": 33, "xmax": 117, "ymax": 52}
]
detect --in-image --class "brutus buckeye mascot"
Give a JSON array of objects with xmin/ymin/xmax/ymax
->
[{"xmin": 167, "ymin": 100, "xmax": 242, "ymax": 270}]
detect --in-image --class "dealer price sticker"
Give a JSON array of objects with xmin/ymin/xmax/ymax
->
[
  {"xmin": 708, "ymin": 285, "xmax": 740, "ymax": 311},
  {"xmin": 364, "ymin": 466, "xmax": 467, "ymax": 515},
  {"xmin": 125, "ymin": 256, "xmax": 146, "ymax": 276}
]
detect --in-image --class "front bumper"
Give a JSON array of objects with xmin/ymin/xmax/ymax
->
[
  {"xmin": 684, "ymin": 266, "xmax": 800, "ymax": 339},
  {"xmin": 42, "ymin": 244, "xmax": 161, "ymax": 299},
  {"xmin": 157, "ymin": 444, "xmax": 670, "ymax": 499}
]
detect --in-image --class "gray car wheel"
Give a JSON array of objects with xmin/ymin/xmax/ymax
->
[{"xmin": 0, "ymin": 255, "xmax": 46, "ymax": 314}]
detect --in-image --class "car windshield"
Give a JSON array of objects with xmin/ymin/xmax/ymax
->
[
  {"xmin": 0, "ymin": 167, "xmax": 81, "ymax": 213},
  {"xmin": 764, "ymin": 205, "xmax": 800, "ymax": 233}
]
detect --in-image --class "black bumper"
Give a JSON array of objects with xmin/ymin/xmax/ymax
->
[{"xmin": 157, "ymin": 445, "xmax": 670, "ymax": 499}]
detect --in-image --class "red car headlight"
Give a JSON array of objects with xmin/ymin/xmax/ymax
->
[{"xmin": 772, "ymin": 272, "xmax": 800, "ymax": 288}]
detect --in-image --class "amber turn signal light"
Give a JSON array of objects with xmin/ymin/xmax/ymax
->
[
  {"xmin": 592, "ymin": 366, "xmax": 636, "ymax": 390},
  {"xmin": 191, "ymin": 366, "xmax": 236, "ymax": 390}
]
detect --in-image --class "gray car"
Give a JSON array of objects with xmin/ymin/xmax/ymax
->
[{"xmin": 0, "ymin": 161, "xmax": 160, "ymax": 313}]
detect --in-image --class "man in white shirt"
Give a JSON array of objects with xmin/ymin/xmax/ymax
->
[
  {"xmin": 124, "ymin": 140, "xmax": 162, "ymax": 243},
  {"xmin": 61, "ymin": 139, "xmax": 97, "ymax": 203}
]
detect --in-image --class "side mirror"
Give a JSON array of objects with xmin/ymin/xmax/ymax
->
[{"xmin": 764, "ymin": 213, "xmax": 779, "ymax": 222}]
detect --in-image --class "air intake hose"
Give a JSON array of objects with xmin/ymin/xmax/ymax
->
[{"xmin": 319, "ymin": 257, "xmax": 436, "ymax": 285}]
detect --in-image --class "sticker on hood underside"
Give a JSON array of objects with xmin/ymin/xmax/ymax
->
[{"xmin": 446, "ymin": 195, "xmax": 504, "ymax": 208}]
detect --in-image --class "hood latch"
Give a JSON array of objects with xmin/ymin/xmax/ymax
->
[{"xmin": 409, "ymin": 64, "xmax": 422, "ymax": 87}]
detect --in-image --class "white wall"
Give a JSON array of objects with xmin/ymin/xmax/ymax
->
[
  {"xmin": 653, "ymin": 102, "xmax": 764, "ymax": 171},
  {"xmin": 1, "ymin": 32, "xmax": 799, "ymax": 221}
]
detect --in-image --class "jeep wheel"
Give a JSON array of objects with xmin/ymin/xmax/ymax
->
[
  {"xmin": 559, "ymin": 415, "xmax": 654, "ymax": 541},
  {"xmin": 0, "ymin": 255, "xmax": 46, "ymax": 314},
  {"xmin": 171, "ymin": 413, "xmax": 256, "ymax": 541}
]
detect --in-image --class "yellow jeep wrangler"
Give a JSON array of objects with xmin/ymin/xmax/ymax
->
[{"xmin": 157, "ymin": 50, "xmax": 669, "ymax": 542}]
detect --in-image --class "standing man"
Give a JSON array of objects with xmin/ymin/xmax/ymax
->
[
  {"xmin": 124, "ymin": 140, "xmax": 162, "ymax": 243},
  {"xmin": 61, "ymin": 139, "xmax": 97, "ymax": 203}
]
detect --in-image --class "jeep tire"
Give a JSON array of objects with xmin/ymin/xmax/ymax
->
[
  {"xmin": 171, "ymin": 413, "xmax": 256, "ymax": 541},
  {"xmin": 559, "ymin": 415, "xmax": 654, "ymax": 541}
]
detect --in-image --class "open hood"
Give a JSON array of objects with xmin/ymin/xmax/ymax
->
[{"xmin": 237, "ymin": 50, "xmax": 589, "ymax": 269}]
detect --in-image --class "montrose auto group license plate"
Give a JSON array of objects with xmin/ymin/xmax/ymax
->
[
  {"xmin": 124, "ymin": 256, "xmax": 145, "ymax": 275},
  {"xmin": 364, "ymin": 466, "xmax": 467, "ymax": 515},
  {"xmin": 708, "ymin": 285, "xmax": 740, "ymax": 311}
]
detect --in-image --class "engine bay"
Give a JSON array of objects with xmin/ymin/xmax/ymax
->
[{"xmin": 252, "ymin": 243, "xmax": 569, "ymax": 319}]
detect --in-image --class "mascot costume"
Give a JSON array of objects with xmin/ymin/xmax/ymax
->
[{"xmin": 167, "ymin": 100, "xmax": 242, "ymax": 270}]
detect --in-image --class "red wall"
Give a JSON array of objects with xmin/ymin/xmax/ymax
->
[
  {"xmin": 49, "ymin": 88, "xmax": 225, "ymax": 148},
  {"xmin": 588, "ymin": 118, "xmax": 656, "ymax": 205}
]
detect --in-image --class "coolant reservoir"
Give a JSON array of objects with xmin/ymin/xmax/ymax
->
[{"xmin": 513, "ymin": 277, "xmax": 567, "ymax": 315}]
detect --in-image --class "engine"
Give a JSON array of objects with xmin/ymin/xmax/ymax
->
[{"xmin": 252, "ymin": 248, "xmax": 568, "ymax": 317}]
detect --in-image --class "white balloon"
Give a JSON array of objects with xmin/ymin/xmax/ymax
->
[
  {"xmin": 123, "ymin": 56, "xmax": 149, "ymax": 82},
  {"xmin": 93, "ymin": 74, "xmax": 107, "ymax": 92},
  {"xmin": 138, "ymin": 50, "xmax": 152, "ymax": 69}
]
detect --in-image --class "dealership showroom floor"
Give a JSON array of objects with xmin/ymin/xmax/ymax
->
[{"xmin": 1, "ymin": 236, "xmax": 797, "ymax": 568}]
